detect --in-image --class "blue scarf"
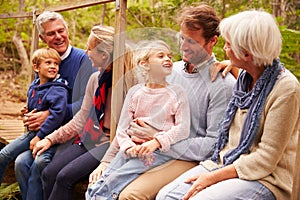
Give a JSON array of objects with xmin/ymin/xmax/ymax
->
[{"xmin": 211, "ymin": 59, "xmax": 283, "ymax": 165}]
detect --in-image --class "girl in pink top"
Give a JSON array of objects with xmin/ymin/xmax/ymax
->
[{"xmin": 86, "ymin": 40, "xmax": 190, "ymax": 200}]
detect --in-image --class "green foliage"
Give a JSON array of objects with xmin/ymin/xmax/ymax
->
[
  {"xmin": 280, "ymin": 27, "xmax": 300, "ymax": 79},
  {"xmin": 0, "ymin": 182, "xmax": 21, "ymax": 200},
  {"xmin": 0, "ymin": 0, "xmax": 299, "ymax": 80}
]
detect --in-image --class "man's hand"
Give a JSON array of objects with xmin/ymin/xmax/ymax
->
[
  {"xmin": 88, "ymin": 162, "xmax": 108, "ymax": 187},
  {"xmin": 127, "ymin": 119, "xmax": 158, "ymax": 141},
  {"xmin": 24, "ymin": 109, "xmax": 50, "ymax": 131},
  {"xmin": 32, "ymin": 138, "xmax": 52, "ymax": 158},
  {"xmin": 29, "ymin": 136, "xmax": 41, "ymax": 151}
]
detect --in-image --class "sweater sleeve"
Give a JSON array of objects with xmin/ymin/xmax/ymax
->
[
  {"xmin": 154, "ymin": 86, "xmax": 190, "ymax": 152},
  {"xmin": 101, "ymin": 136, "xmax": 120, "ymax": 164},
  {"xmin": 65, "ymin": 56, "xmax": 96, "ymax": 121},
  {"xmin": 47, "ymin": 72, "xmax": 99, "ymax": 144},
  {"xmin": 36, "ymin": 86, "xmax": 68, "ymax": 139},
  {"xmin": 116, "ymin": 85, "xmax": 140, "ymax": 152}
]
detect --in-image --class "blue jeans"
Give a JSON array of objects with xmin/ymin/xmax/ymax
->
[
  {"xmin": 0, "ymin": 131, "xmax": 36, "ymax": 184},
  {"xmin": 86, "ymin": 150, "xmax": 172, "ymax": 200},
  {"xmin": 156, "ymin": 164, "xmax": 276, "ymax": 200},
  {"xmin": 15, "ymin": 145, "xmax": 57, "ymax": 200}
]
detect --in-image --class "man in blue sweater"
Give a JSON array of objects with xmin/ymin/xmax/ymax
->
[{"xmin": 14, "ymin": 11, "xmax": 96, "ymax": 200}]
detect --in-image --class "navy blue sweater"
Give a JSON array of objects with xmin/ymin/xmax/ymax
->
[
  {"xmin": 27, "ymin": 77, "xmax": 70, "ymax": 139},
  {"xmin": 59, "ymin": 47, "xmax": 96, "ymax": 122}
]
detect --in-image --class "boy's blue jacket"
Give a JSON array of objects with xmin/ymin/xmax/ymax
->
[{"xmin": 27, "ymin": 76, "xmax": 70, "ymax": 139}]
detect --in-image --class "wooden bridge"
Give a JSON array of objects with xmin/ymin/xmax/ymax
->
[{"xmin": 0, "ymin": 120, "xmax": 24, "ymax": 145}]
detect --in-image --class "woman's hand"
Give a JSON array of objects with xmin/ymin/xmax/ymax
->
[
  {"xmin": 24, "ymin": 109, "xmax": 50, "ymax": 131},
  {"xmin": 32, "ymin": 138, "xmax": 52, "ymax": 158},
  {"xmin": 210, "ymin": 60, "xmax": 239, "ymax": 82},
  {"xmin": 183, "ymin": 164, "xmax": 238, "ymax": 199},
  {"xmin": 88, "ymin": 162, "xmax": 108, "ymax": 187},
  {"xmin": 182, "ymin": 172, "xmax": 216, "ymax": 200},
  {"xmin": 29, "ymin": 136, "xmax": 41, "ymax": 151}
]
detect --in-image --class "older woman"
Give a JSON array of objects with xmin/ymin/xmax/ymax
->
[{"xmin": 156, "ymin": 10, "xmax": 300, "ymax": 200}]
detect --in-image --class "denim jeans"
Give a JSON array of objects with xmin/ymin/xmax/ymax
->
[
  {"xmin": 0, "ymin": 131, "xmax": 36, "ymax": 184},
  {"xmin": 15, "ymin": 145, "xmax": 57, "ymax": 200},
  {"xmin": 156, "ymin": 164, "xmax": 276, "ymax": 200},
  {"xmin": 86, "ymin": 150, "xmax": 172, "ymax": 200}
]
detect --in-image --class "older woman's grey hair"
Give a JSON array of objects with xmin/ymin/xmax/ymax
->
[{"xmin": 219, "ymin": 10, "xmax": 282, "ymax": 67}]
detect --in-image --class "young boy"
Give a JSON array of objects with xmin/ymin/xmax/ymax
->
[{"xmin": 0, "ymin": 47, "xmax": 69, "ymax": 184}]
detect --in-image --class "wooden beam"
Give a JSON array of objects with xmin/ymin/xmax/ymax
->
[
  {"xmin": 41, "ymin": 0, "xmax": 115, "ymax": 13},
  {"xmin": 0, "ymin": 0, "xmax": 115, "ymax": 19},
  {"xmin": 0, "ymin": 12, "xmax": 32, "ymax": 19},
  {"xmin": 110, "ymin": 0, "xmax": 127, "ymax": 141},
  {"xmin": 292, "ymin": 130, "xmax": 300, "ymax": 200}
]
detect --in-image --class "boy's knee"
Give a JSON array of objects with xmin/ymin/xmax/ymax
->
[
  {"xmin": 14, "ymin": 155, "xmax": 27, "ymax": 171},
  {"xmin": 34, "ymin": 155, "xmax": 50, "ymax": 169}
]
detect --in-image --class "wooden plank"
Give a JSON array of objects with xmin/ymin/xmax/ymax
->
[{"xmin": 0, "ymin": 120, "xmax": 24, "ymax": 144}]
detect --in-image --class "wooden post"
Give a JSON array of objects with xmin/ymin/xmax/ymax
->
[
  {"xmin": 110, "ymin": 0, "xmax": 127, "ymax": 141},
  {"xmin": 292, "ymin": 130, "xmax": 300, "ymax": 200},
  {"xmin": 30, "ymin": 10, "xmax": 39, "ymax": 83}
]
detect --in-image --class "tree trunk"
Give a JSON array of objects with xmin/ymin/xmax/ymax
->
[
  {"xmin": 13, "ymin": 0, "xmax": 31, "ymax": 84},
  {"xmin": 12, "ymin": 31, "xmax": 30, "ymax": 76},
  {"xmin": 272, "ymin": 0, "xmax": 282, "ymax": 17}
]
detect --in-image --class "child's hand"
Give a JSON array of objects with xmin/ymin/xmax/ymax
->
[
  {"xmin": 20, "ymin": 105, "xmax": 28, "ymax": 115},
  {"xmin": 126, "ymin": 146, "xmax": 139, "ymax": 158},
  {"xmin": 30, "ymin": 136, "xmax": 41, "ymax": 151},
  {"xmin": 137, "ymin": 139, "xmax": 161, "ymax": 158}
]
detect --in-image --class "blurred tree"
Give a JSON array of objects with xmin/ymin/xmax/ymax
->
[{"xmin": 0, "ymin": 0, "xmax": 299, "ymax": 79}]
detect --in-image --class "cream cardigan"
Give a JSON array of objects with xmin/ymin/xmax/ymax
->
[{"xmin": 202, "ymin": 70, "xmax": 300, "ymax": 199}]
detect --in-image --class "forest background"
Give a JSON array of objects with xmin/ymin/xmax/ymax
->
[
  {"xmin": 0, "ymin": 0, "xmax": 299, "ymax": 90},
  {"xmin": 0, "ymin": 0, "xmax": 299, "ymax": 199}
]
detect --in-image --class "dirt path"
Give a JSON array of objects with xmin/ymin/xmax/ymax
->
[{"xmin": 0, "ymin": 71, "xmax": 26, "ymax": 120}]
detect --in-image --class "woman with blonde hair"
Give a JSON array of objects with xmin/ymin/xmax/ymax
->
[{"xmin": 32, "ymin": 25, "xmax": 116, "ymax": 200}]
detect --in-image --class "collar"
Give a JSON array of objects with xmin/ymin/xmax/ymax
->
[
  {"xmin": 184, "ymin": 54, "xmax": 216, "ymax": 73},
  {"xmin": 60, "ymin": 45, "xmax": 72, "ymax": 61}
]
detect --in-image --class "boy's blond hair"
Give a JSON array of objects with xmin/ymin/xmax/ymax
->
[{"xmin": 32, "ymin": 47, "xmax": 61, "ymax": 66}]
